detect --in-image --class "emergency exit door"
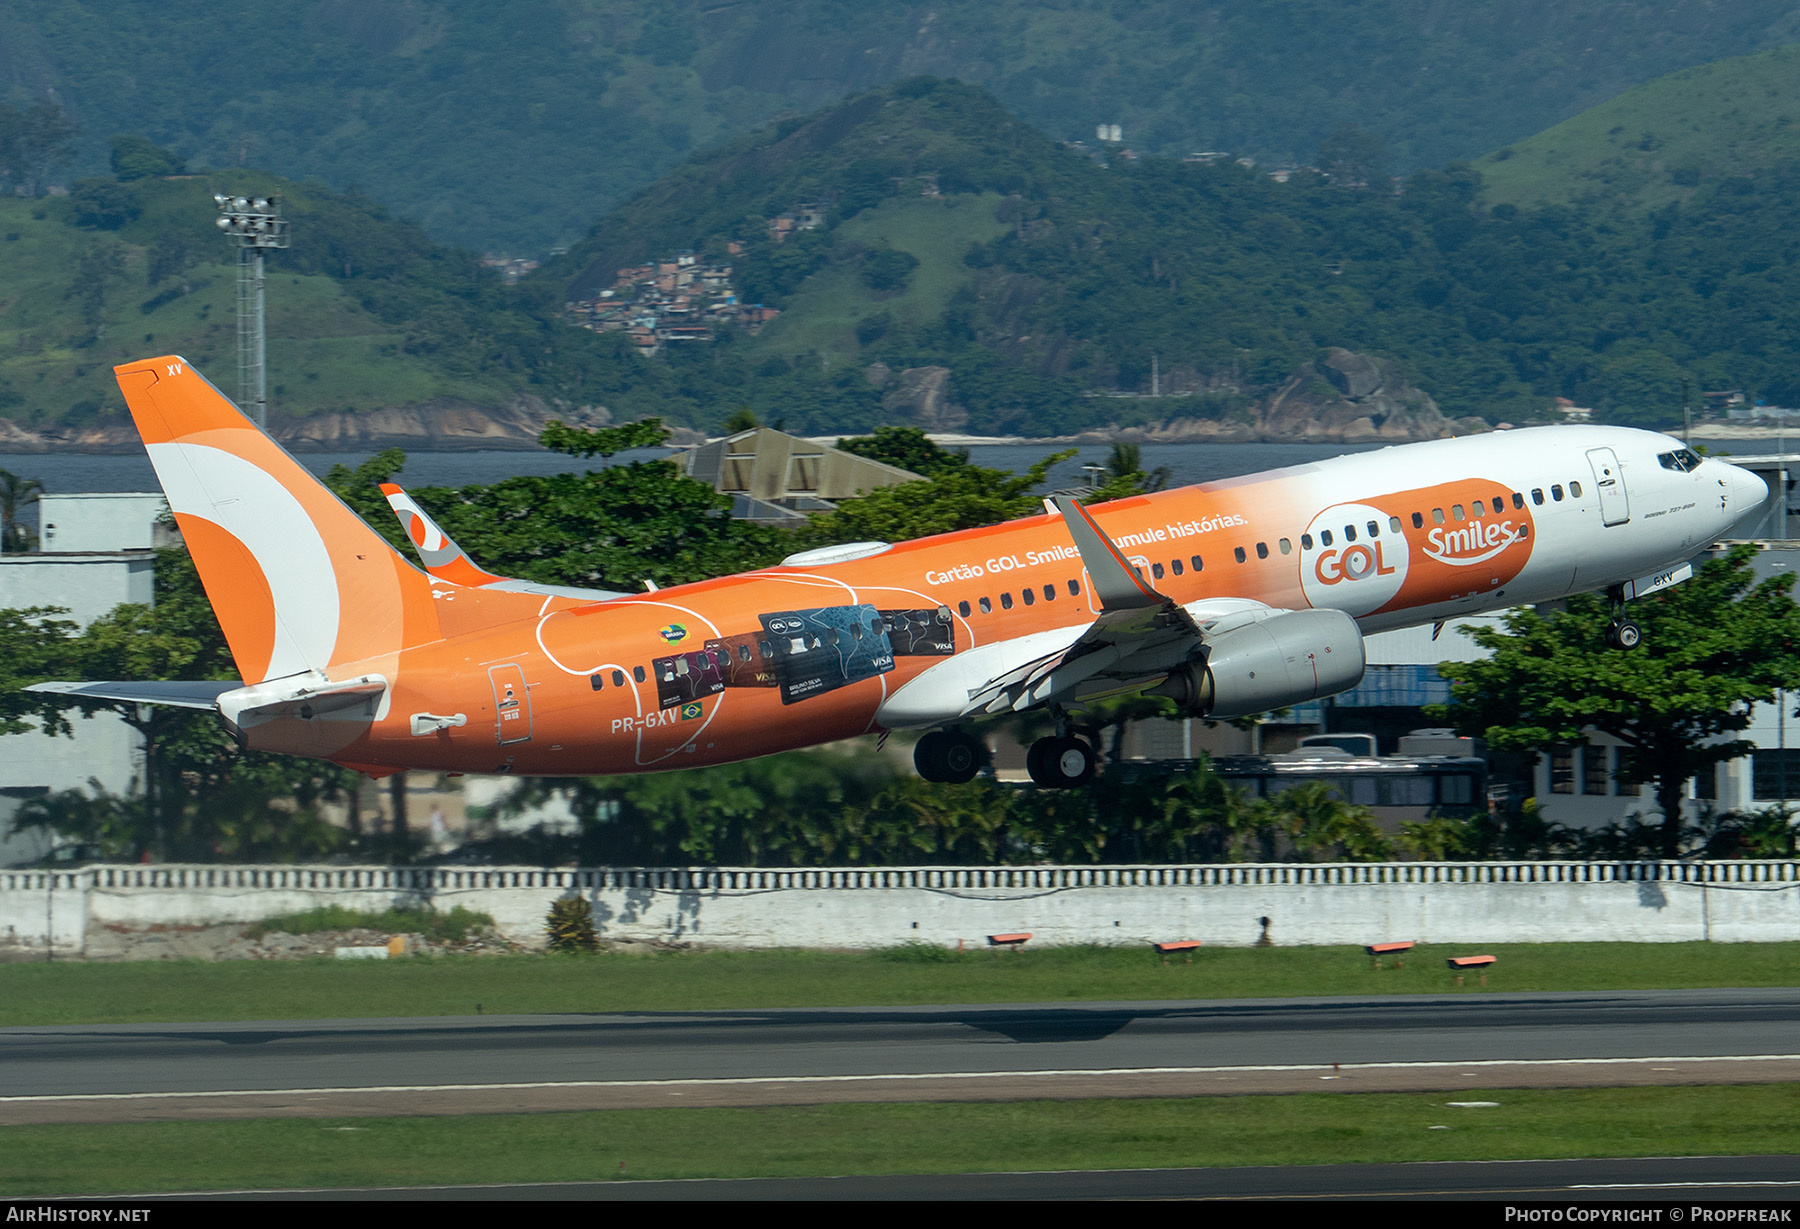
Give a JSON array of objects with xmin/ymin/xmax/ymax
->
[
  {"xmin": 1586, "ymin": 447, "xmax": 1630, "ymax": 527},
  {"xmin": 488, "ymin": 663, "xmax": 533, "ymax": 745}
]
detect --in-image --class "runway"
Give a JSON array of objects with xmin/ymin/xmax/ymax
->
[{"xmin": 4, "ymin": 988, "xmax": 1799, "ymax": 1124}]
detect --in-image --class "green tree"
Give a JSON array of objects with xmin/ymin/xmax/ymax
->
[
  {"xmin": 0, "ymin": 100, "xmax": 77, "ymax": 196},
  {"xmin": 1432, "ymin": 546, "xmax": 1800, "ymax": 858},
  {"xmin": 109, "ymin": 134, "xmax": 185, "ymax": 181},
  {"xmin": 836, "ymin": 426, "xmax": 969, "ymax": 477},
  {"xmin": 1256, "ymin": 781, "xmax": 1391, "ymax": 861},
  {"xmin": 0, "ymin": 470, "xmax": 45, "ymax": 552},
  {"xmin": 790, "ymin": 449, "xmax": 1071, "ymax": 547}
]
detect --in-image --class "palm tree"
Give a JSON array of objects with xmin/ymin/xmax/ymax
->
[
  {"xmin": 1104, "ymin": 442, "xmax": 1172, "ymax": 494},
  {"xmin": 0, "ymin": 469, "xmax": 44, "ymax": 552}
]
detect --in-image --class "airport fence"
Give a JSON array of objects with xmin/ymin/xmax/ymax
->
[{"xmin": 3, "ymin": 859, "xmax": 1798, "ymax": 954}]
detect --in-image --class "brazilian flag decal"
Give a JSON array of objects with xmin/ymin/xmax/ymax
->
[{"xmin": 680, "ymin": 702, "xmax": 704, "ymax": 720}]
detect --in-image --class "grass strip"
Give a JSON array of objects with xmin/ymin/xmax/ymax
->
[
  {"xmin": 3, "ymin": 941, "xmax": 1799, "ymax": 1027},
  {"xmin": 4, "ymin": 1085, "xmax": 1798, "ymax": 1196}
]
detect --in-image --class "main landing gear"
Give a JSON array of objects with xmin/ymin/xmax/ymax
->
[
  {"xmin": 914, "ymin": 728, "xmax": 984, "ymax": 784},
  {"xmin": 1604, "ymin": 585, "xmax": 1642, "ymax": 651},
  {"xmin": 1026, "ymin": 735, "xmax": 1096, "ymax": 789}
]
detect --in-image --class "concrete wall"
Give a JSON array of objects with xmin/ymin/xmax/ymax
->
[
  {"xmin": 36, "ymin": 494, "xmax": 166, "ymax": 553},
  {"xmin": 0, "ymin": 552, "xmax": 154, "ymax": 626},
  {"xmin": 3, "ymin": 860, "xmax": 1797, "ymax": 956}
]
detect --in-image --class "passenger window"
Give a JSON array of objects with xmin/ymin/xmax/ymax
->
[
  {"xmin": 979, "ymin": 597, "xmax": 993, "ymax": 613},
  {"xmin": 1171, "ymin": 559, "xmax": 1184, "ymax": 576},
  {"xmin": 760, "ymin": 641, "xmax": 773, "ymax": 659},
  {"xmin": 1552, "ymin": 484, "xmax": 1564, "ymax": 501},
  {"xmin": 1278, "ymin": 538, "xmax": 1292, "ymax": 555},
  {"xmin": 1452, "ymin": 505, "xmax": 1465, "ymax": 521},
  {"xmin": 1491, "ymin": 497, "xmax": 1504, "ymax": 515},
  {"xmin": 1022, "ymin": 587, "xmax": 1035, "ymax": 606},
  {"xmin": 1512, "ymin": 492, "xmax": 1524, "ymax": 509},
  {"xmin": 1570, "ymin": 480, "xmax": 1582, "ymax": 497},
  {"xmin": 1410, "ymin": 512, "xmax": 1423, "ymax": 529},
  {"xmin": 1321, "ymin": 529, "xmax": 1334, "ymax": 546},
  {"xmin": 1190, "ymin": 555, "xmax": 1203, "ymax": 572},
  {"xmin": 1151, "ymin": 562, "xmax": 1165, "ymax": 580},
  {"xmin": 737, "ymin": 646, "xmax": 751, "ymax": 663},
  {"xmin": 612, "ymin": 669, "xmax": 625, "ymax": 687},
  {"xmin": 958, "ymin": 600, "xmax": 971, "ymax": 617},
  {"xmin": 1344, "ymin": 524, "xmax": 1357, "ymax": 541},
  {"xmin": 1000, "ymin": 592, "xmax": 1013, "ymax": 610},
  {"xmin": 1301, "ymin": 533, "xmax": 1314, "ymax": 550},
  {"xmin": 590, "ymin": 673, "xmax": 605, "ymax": 691},
  {"xmin": 674, "ymin": 657, "xmax": 690, "ymax": 677},
  {"xmin": 1532, "ymin": 489, "xmax": 1544, "ymax": 505},
  {"xmin": 1256, "ymin": 541, "xmax": 1269, "ymax": 559},
  {"xmin": 1069, "ymin": 579, "xmax": 1082, "ymax": 595},
  {"xmin": 1044, "ymin": 584, "xmax": 1056, "ymax": 601},
  {"xmin": 633, "ymin": 666, "xmax": 646, "ymax": 683},
  {"xmin": 1234, "ymin": 546, "xmax": 1247, "ymax": 563},
  {"xmin": 1389, "ymin": 516, "xmax": 1402, "ymax": 533},
  {"xmin": 1367, "ymin": 520, "xmax": 1379, "ymax": 538},
  {"xmin": 1432, "ymin": 508, "xmax": 1445, "ymax": 524}
]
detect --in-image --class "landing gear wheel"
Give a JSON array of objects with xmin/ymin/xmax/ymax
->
[
  {"xmin": 915, "ymin": 729, "xmax": 982, "ymax": 784},
  {"xmin": 1606, "ymin": 617, "xmax": 1643, "ymax": 651},
  {"xmin": 1027, "ymin": 736, "xmax": 1096, "ymax": 789}
]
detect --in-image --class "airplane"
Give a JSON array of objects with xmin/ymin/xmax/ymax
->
[{"xmin": 32, "ymin": 355, "xmax": 1769, "ymax": 789}]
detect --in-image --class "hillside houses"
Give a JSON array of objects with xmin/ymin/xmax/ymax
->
[{"xmin": 565, "ymin": 245, "xmax": 778, "ymax": 356}]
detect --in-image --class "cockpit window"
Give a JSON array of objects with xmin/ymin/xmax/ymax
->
[{"xmin": 1658, "ymin": 449, "xmax": 1702, "ymax": 473}]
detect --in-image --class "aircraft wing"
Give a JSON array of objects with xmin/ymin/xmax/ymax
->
[
  {"xmin": 964, "ymin": 496, "xmax": 1213, "ymax": 714},
  {"xmin": 380, "ymin": 484, "xmax": 631, "ymax": 602}
]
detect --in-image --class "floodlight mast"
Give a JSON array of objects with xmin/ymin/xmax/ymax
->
[{"xmin": 212, "ymin": 194, "xmax": 289, "ymax": 428}]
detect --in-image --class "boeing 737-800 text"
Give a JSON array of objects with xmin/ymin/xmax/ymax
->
[{"xmin": 33, "ymin": 356, "xmax": 1770, "ymax": 787}]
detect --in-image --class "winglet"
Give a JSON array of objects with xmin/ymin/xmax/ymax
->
[
  {"xmin": 380, "ymin": 483, "xmax": 507, "ymax": 588},
  {"xmin": 381, "ymin": 481, "xmax": 631, "ymax": 603},
  {"xmin": 1051, "ymin": 494, "xmax": 1165, "ymax": 611}
]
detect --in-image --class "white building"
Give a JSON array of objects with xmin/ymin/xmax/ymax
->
[{"xmin": 0, "ymin": 494, "xmax": 161, "ymax": 866}]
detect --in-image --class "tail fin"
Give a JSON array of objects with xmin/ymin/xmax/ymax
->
[{"xmin": 114, "ymin": 356, "xmax": 440, "ymax": 683}]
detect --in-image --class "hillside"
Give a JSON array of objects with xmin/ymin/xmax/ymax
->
[
  {"xmin": 7, "ymin": 0, "xmax": 1800, "ymax": 253},
  {"xmin": 1476, "ymin": 43, "xmax": 1800, "ymax": 212},
  {"xmin": 17, "ymin": 78, "xmax": 1800, "ymax": 445},
  {"xmin": 0, "ymin": 171, "xmax": 605, "ymax": 444},
  {"xmin": 533, "ymin": 79, "xmax": 1800, "ymax": 432}
]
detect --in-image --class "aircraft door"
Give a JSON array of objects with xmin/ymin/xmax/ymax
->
[
  {"xmin": 488, "ymin": 663, "xmax": 533, "ymax": 745},
  {"xmin": 1586, "ymin": 447, "xmax": 1630, "ymax": 526}
]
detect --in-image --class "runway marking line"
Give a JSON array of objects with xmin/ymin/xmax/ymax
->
[{"xmin": 7, "ymin": 1053, "xmax": 1799, "ymax": 1104}]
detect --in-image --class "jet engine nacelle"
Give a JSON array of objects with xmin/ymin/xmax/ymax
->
[{"xmin": 1155, "ymin": 608, "xmax": 1366, "ymax": 720}]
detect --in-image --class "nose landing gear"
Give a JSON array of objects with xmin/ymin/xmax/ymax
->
[
  {"xmin": 1604, "ymin": 585, "xmax": 1642, "ymax": 650},
  {"xmin": 1606, "ymin": 616, "xmax": 1642, "ymax": 650}
]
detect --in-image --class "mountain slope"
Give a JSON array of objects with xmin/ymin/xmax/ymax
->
[
  {"xmin": 1477, "ymin": 43, "xmax": 1800, "ymax": 212},
  {"xmin": 8, "ymin": 0, "xmax": 1800, "ymax": 252}
]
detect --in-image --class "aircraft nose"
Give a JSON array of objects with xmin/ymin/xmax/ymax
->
[{"xmin": 1727, "ymin": 463, "xmax": 1770, "ymax": 534}]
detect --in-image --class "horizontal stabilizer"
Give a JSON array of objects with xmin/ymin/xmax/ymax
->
[{"xmin": 28, "ymin": 680, "xmax": 241, "ymax": 710}]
